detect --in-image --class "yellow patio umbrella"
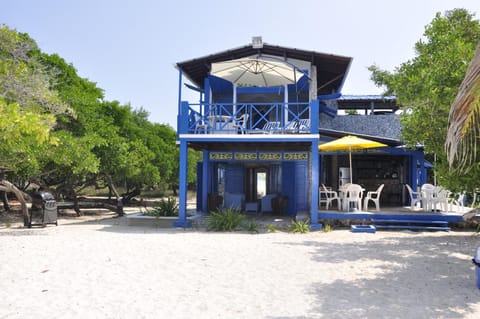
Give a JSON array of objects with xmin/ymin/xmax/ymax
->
[{"xmin": 318, "ymin": 135, "xmax": 387, "ymax": 183}]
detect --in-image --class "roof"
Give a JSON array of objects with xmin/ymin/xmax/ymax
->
[
  {"xmin": 176, "ymin": 42, "xmax": 352, "ymax": 95},
  {"xmin": 338, "ymin": 95, "xmax": 398, "ymax": 111}
]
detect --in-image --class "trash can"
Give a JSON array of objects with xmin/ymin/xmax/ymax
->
[
  {"xmin": 30, "ymin": 191, "xmax": 58, "ymax": 227},
  {"xmin": 473, "ymin": 247, "xmax": 480, "ymax": 288}
]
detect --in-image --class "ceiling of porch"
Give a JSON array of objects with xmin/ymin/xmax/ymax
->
[{"xmin": 176, "ymin": 43, "xmax": 352, "ymax": 96}]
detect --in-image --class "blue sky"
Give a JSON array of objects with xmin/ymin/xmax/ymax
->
[{"xmin": 3, "ymin": 0, "xmax": 480, "ymax": 128}]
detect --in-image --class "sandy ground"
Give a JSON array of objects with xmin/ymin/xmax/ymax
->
[{"xmin": 1, "ymin": 210, "xmax": 480, "ymax": 319}]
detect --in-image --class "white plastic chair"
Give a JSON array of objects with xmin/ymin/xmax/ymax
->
[
  {"xmin": 421, "ymin": 183, "xmax": 436, "ymax": 211},
  {"xmin": 297, "ymin": 119, "xmax": 310, "ymax": 132},
  {"xmin": 319, "ymin": 184, "xmax": 340, "ymax": 210},
  {"xmin": 363, "ymin": 184, "xmax": 384, "ymax": 211},
  {"xmin": 193, "ymin": 113, "xmax": 208, "ymax": 133},
  {"xmin": 405, "ymin": 184, "xmax": 422, "ymax": 210},
  {"xmin": 233, "ymin": 113, "xmax": 249, "ymax": 134},
  {"xmin": 344, "ymin": 184, "xmax": 363, "ymax": 211},
  {"xmin": 430, "ymin": 187, "xmax": 450, "ymax": 212}
]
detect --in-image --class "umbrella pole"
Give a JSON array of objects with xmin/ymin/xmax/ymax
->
[{"xmin": 349, "ymin": 148, "xmax": 353, "ymax": 184}]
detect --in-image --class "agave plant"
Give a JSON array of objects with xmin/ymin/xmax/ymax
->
[
  {"xmin": 205, "ymin": 207, "xmax": 245, "ymax": 231},
  {"xmin": 145, "ymin": 197, "xmax": 179, "ymax": 217},
  {"xmin": 288, "ymin": 219, "xmax": 310, "ymax": 233}
]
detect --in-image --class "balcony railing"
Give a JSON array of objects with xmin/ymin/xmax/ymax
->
[{"xmin": 178, "ymin": 101, "xmax": 319, "ymax": 135}]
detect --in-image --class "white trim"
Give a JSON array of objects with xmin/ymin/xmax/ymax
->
[{"xmin": 179, "ymin": 134, "xmax": 318, "ymax": 140}]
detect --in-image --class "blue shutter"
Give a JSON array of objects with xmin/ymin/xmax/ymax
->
[
  {"xmin": 294, "ymin": 161, "xmax": 309, "ymax": 211},
  {"xmin": 282, "ymin": 162, "xmax": 295, "ymax": 216}
]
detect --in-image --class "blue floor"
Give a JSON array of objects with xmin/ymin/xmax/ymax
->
[{"xmin": 317, "ymin": 208, "xmax": 465, "ymax": 223}]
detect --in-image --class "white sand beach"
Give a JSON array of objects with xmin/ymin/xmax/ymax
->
[{"xmin": 1, "ymin": 212, "xmax": 480, "ymax": 319}]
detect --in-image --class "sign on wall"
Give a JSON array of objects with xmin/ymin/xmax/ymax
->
[{"xmin": 209, "ymin": 151, "xmax": 308, "ymax": 162}]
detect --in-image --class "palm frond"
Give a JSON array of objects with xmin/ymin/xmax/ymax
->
[{"xmin": 446, "ymin": 42, "xmax": 480, "ymax": 170}]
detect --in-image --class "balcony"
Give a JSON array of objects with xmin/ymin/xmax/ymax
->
[{"xmin": 178, "ymin": 101, "xmax": 319, "ymax": 135}]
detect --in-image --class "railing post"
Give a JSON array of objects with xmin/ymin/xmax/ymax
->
[
  {"xmin": 174, "ymin": 139, "xmax": 192, "ymax": 228},
  {"xmin": 310, "ymin": 100, "xmax": 319, "ymax": 134},
  {"xmin": 310, "ymin": 138, "xmax": 322, "ymax": 231},
  {"xmin": 177, "ymin": 101, "xmax": 190, "ymax": 135}
]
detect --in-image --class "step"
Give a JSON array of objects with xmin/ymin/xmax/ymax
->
[
  {"xmin": 371, "ymin": 219, "xmax": 448, "ymax": 226},
  {"xmin": 374, "ymin": 224, "xmax": 450, "ymax": 231},
  {"xmin": 371, "ymin": 219, "xmax": 450, "ymax": 231}
]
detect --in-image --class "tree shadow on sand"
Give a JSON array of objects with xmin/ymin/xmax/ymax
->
[{"xmin": 268, "ymin": 232, "xmax": 480, "ymax": 319}]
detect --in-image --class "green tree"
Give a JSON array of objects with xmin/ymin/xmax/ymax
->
[
  {"xmin": 0, "ymin": 25, "xmax": 70, "ymax": 115},
  {"xmin": 369, "ymin": 9, "xmax": 480, "ymax": 190}
]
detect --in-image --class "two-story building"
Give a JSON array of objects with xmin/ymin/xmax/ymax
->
[{"xmin": 173, "ymin": 39, "xmax": 426, "ymax": 229}]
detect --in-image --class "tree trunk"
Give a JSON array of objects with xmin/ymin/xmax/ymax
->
[
  {"xmin": 0, "ymin": 191, "xmax": 9, "ymax": 211},
  {"xmin": 104, "ymin": 175, "xmax": 124, "ymax": 216},
  {"xmin": 0, "ymin": 179, "xmax": 30, "ymax": 227}
]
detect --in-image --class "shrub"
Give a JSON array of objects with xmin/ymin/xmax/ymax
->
[
  {"xmin": 267, "ymin": 224, "xmax": 278, "ymax": 232},
  {"xmin": 145, "ymin": 197, "xmax": 179, "ymax": 217},
  {"xmin": 241, "ymin": 220, "xmax": 259, "ymax": 233},
  {"xmin": 323, "ymin": 224, "xmax": 333, "ymax": 232},
  {"xmin": 288, "ymin": 219, "xmax": 310, "ymax": 233},
  {"xmin": 205, "ymin": 207, "xmax": 245, "ymax": 231}
]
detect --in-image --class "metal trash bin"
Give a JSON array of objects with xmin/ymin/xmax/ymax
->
[
  {"xmin": 473, "ymin": 247, "xmax": 480, "ymax": 288},
  {"xmin": 30, "ymin": 191, "xmax": 58, "ymax": 227}
]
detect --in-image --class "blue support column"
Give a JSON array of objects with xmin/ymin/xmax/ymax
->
[
  {"xmin": 201, "ymin": 150, "xmax": 209, "ymax": 213},
  {"xmin": 418, "ymin": 153, "xmax": 427, "ymax": 186},
  {"xmin": 177, "ymin": 67, "xmax": 183, "ymax": 115},
  {"xmin": 174, "ymin": 140, "xmax": 192, "ymax": 228},
  {"xmin": 310, "ymin": 100, "xmax": 319, "ymax": 134},
  {"xmin": 310, "ymin": 138, "xmax": 322, "ymax": 231}
]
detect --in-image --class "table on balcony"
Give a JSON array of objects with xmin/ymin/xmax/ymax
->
[{"xmin": 207, "ymin": 115, "xmax": 236, "ymax": 134}]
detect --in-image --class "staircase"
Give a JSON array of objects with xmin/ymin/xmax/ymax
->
[{"xmin": 371, "ymin": 218, "xmax": 450, "ymax": 231}]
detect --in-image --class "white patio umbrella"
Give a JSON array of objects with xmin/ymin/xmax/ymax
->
[{"xmin": 210, "ymin": 57, "xmax": 303, "ymax": 87}]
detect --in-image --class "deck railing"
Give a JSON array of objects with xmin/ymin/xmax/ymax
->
[{"xmin": 178, "ymin": 101, "xmax": 319, "ymax": 135}]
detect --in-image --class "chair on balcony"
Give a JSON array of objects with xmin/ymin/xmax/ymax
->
[
  {"xmin": 251, "ymin": 121, "xmax": 280, "ymax": 134},
  {"xmin": 193, "ymin": 113, "xmax": 209, "ymax": 134},
  {"xmin": 297, "ymin": 119, "xmax": 310, "ymax": 132},
  {"xmin": 363, "ymin": 184, "xmax": 384, "ymax": 211},
  {"xmin": 232, "ymin": 113, "xmax": 249, "ymax": 134},
  {"xmin": 283, "ymin": 120, "xmax": 298, "ymax": 133}
]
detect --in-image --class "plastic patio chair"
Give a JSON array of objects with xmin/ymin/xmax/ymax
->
[
  {"xmin": 363, "ymin": 184, "xmax": 384, "ymax": 211},
  {"xmin": 319, "ymin": 184, "xmax": 340, "ymax": 210},
  {"xmin": 344, "ymin": 184, "xmax": 363, "ymax": 211},
  {"xmin": 232, "ymin": 113, "xmax": 249, "ymax": 134},
  {"xmin": 405, "ymin": 184, "xmax": 422, "ymax": 210}
]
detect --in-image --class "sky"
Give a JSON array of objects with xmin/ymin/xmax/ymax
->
[{"xmin": 3, "ymin": 0, "xmax": 480, "ymax": 128}]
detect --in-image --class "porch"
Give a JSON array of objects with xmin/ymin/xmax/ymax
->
[
  {"xmin": 188, "ymin": 205, "xmax": 469, "ymax": 231},
  {"xmin": 310, "ymin": 206, "xmax": 468, "ymax": 231}
]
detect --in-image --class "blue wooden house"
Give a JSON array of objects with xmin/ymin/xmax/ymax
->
[{"xmin": 173, "ymin": 39, "xmax": 427, "ymax": 229}]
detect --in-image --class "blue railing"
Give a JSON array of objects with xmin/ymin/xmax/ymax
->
[{"xmin": 178, "ymin": 101, "xmax": 319, "ymax": 135}]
